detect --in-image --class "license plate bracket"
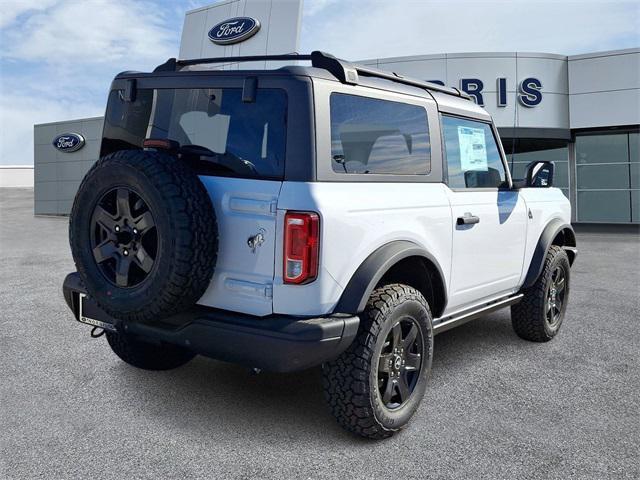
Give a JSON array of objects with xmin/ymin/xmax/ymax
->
[{"xmin": 78, "ymin": 294, "xmax": 117, "ymax": 332}]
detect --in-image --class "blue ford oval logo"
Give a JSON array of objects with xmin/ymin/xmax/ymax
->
[
  {"xmin": 208, "ymin": 17, "xmax": 260, "ymax": 45},
  {"xmin": 52, "ymin": 133, "xmax": 85, "ymax": 153}
]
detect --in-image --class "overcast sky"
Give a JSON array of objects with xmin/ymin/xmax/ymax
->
[{"xmin": 1, "ymin": 0, "xmax": 638, "ymax": 165}]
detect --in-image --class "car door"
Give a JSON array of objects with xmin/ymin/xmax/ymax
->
[{"xmin": 441, "ymin": 114, "xmax": 528, "ymax": 312}]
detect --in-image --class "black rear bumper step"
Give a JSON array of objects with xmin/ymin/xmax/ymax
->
[{"xmin": 63, "ymin": 272, "xmax": 359, "ymax": 372}]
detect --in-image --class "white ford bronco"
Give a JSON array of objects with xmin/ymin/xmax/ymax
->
[{"xmin": 63, "ymin": 52, "xmax": 577, "ymax": 439}]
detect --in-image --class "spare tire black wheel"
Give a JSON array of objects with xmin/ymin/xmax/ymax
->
[{"xmin": 70, "ymin": 149, "xmax": 218, "ymax": 322}]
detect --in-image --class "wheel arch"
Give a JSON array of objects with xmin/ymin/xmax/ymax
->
[
  {"xmin": 333, "ymin": 240, "xmax": 447, "ymax": 318},
  {"xmin": 523, "ymin": 219, "xmax": 577, "ymax": 289}
]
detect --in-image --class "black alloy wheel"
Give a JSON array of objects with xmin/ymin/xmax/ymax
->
[
  {"xmin": 322, "ymin": 284, "xmax": 433, "ymax": 439},
  {"xmin": 377, "ymin": 318, "xmax": 423, "ymax": 409},
  {"xmin": 511, "ymin": 245, "xmax": 571, "ymax": 342},
  {"xmin": 90, "ymin": 187, "xmax": 158, "ymax": 288},
  {"xmin": 546, "ymin": 265, "xmax": 567, "ymax": 327}
]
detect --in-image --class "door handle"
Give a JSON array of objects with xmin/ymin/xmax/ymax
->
[{"xmin": 457, "ymin": 213, "xmax": 480, "ymax": 225}]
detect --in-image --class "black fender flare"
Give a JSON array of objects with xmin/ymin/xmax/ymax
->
[
  {"xmin": 333, "ymin": 240, "xmax": 447, "ymax": 315},
  {"xmin": 523, "ymin": 219, "xmax": 577, "ymax": 288}
]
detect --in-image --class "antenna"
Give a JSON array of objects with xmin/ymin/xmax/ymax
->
[{"xmin": 510, "ymin": 79, "xmax": 517, "ymax": 173}]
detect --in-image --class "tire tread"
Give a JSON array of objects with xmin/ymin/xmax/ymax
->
[{"xmin": 322, "ymin": 284, "xmax": 431, "ymax": 440}]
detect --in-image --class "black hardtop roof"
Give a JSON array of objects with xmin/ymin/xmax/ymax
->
[{"xmin": 114, "ymin": 51, "xmax": 471, "ymax": 102}]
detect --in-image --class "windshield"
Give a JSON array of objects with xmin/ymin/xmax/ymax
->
[{"xmin": 102, "ymin": 87, "xmax": 287, "ymax": 179}]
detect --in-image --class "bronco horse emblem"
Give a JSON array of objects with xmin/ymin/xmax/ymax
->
[{"xmin": 247, "ymin": 228, "xmax": 266, "ymax": 253}]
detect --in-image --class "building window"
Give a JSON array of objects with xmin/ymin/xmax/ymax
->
[
  {"xmin": 501, "ymin": 138, "xmax": 570, "ymax": 199},
  {"xmin": 575, "ymin": 131, "xmax": 639, "ymax": 223}
]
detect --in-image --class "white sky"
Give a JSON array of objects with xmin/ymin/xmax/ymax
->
[{"xmin": 0, "ymin": 0, "xmax": 638, "ymax": 165}]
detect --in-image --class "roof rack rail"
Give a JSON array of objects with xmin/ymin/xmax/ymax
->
[
  {"xmin": 153, "ymin": 54, "xmax": 311, "ymax": 72},
  {"xmin": 309, "ymin": 51, "xmax": 471, "ymax": 100},
  {"xmin": 152, "ymin": 51, "xmax": 471, "ymax": 100}
]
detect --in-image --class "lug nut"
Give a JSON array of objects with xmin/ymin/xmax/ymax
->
[
  {"xmin": 133, "ymin": 228, "xmax": 138, "ymax": 235},
  {"xmin": 115, "ymin": 225, "xmax": 120, "ymax": 232},
  {"xmin": 123, "ymin": 249, "xmax": 129, "ymax": 256}
]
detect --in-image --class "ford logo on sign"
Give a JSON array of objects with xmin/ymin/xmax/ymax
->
[
  {"xmin": 52, "ymin": 133, "xmax": 85, "ymax": 153},
  {"xmin": 208, "ymin": 17, "xmax": 260, "ymax": 45}
]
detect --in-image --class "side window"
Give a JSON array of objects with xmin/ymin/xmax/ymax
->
[
  {"xmin": 442, "ymin": 115, "xmax": 507, "ymax": 188},
  {"xmin": 330, "ymin": 93, "xmax": 431, "ymax": 175}
]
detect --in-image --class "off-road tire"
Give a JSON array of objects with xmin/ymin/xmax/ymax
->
[
  {"xmin": 511, "ymin": 245, "xmax": 570, "ymax": 342},
  {"xmin": 105, "ymin": 331, "xmax": 195, "ymax": 370},
  {"xmin": 322, "ymin": 284, "xmax": 433, "ymax": 440},
  {"xmin": 69, "ymin": 150, "xmax": 218, "ymax": 322}
]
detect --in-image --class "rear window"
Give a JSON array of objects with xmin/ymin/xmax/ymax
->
[
  {"xmin": 329, "ymin": 93, "xmax": 431, "ymax": 175},
  {"xmin": 102, "ymin": 88, "xmax": 287, "ymax": 179}
]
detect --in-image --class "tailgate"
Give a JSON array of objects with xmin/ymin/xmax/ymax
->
[{"xmin": 196, "ymin": 176, "xmax": 282, "ymax": 316}]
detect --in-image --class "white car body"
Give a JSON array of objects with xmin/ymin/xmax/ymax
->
[{"xmin": 195, "ymin": 77, "xmax": 572, "ymax": 319}]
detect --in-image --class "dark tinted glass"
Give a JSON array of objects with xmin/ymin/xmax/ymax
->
[
  {"xmin": 576, "ymin": 133, "xmax": 628, "ymax": 164},
  {"xmin": 330, "ymin": 93, "xmax": 430, "ymax": 175},
  {"xmin": 502, "ymin": 138, "xmax": 569, "ymax": 195},
  {"xmin": 442, "ymin": 116, "xmax": 506, "ymax": 188},
  {"xmin": 102, "ymin": 88, "xmax": 287, "ymax": 179}
]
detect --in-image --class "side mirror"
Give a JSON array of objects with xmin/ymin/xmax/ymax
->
[{"xmin": 525, "ymin": 161, "xmax": 554, "ymax": 188}]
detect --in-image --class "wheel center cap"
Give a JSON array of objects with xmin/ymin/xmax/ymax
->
[
  {"xmin": 393, "ymin": 355, "xmax": 402, "ymax": 371},
  {"xmin": 116, "ymin": 230, "xmax": 134, "ymax": 245}
]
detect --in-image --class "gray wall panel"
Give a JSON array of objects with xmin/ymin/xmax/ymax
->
[
  {"xmin": 34, "ymin": 117, "xmax": 103, "ymax": 215},
  {"xmin": 179, "ymin": 0, "xmax": 302, "ymax": 69},
  {"xmin": 517, "ymin": 56, "xmax": 568, "ymax": 94},
  {"xmin": 34, "ymin": 182, "xmax": 57, "ymax": 201},
  {"xmin": 517, "ymin": 93, "xmax": 569, "ymax": 129},
  {"xmin": 35, "ymin": 200, "xmax": 58, "ymax": 216},
  {"xmin": 34, "ymin": 163, "xmax": 57, "ymax": 183},
  {"xmin": 568, "ymin": 50, "xmax": 640, "ymax": 94},
  {"xmin": 570, "ymin": 89, "xmax": 640, "ymax": 129}
]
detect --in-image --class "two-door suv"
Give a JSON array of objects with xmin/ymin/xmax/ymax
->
[{"xmin": 63, "ymin": 51, "xmax": 577, "ymax": 439}]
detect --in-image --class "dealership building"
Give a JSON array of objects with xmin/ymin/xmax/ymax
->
[{"xmin": 34, "ymin": 0, "xmax": 639, "ymax": 224}]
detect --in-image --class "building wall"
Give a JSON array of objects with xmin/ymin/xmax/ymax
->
[
  {"xmin": 0, "ymin": 166, "xmax": 34, "ymax": 188},
  {"xmin": 179, "ymin": 0, "xmax": 303, "ymax": 68},
  {"xmin": 33, "ymin": 117, "xmax": 103, "ymax": 215},
  {"xmin": 568, "ymin": 49, "xmax": 640, "ymax": 129}
]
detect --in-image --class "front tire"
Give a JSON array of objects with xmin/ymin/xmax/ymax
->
[
  {"xmin": 511, "ymin": 245, "xmax": 571, "ymax": 342},
  {"xmin": 322, "ymin": 284, "xmax": 433, "ymax": 439},
  {"xmin": 105, "ymin": 331, "xmax": 195, "ymax": 371}
]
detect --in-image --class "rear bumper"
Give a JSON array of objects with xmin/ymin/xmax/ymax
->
[{"xmin": 63, "ymin": 273, "xmax": 359, "ymax": 372}]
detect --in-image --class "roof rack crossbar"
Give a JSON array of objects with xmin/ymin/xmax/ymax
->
[{"xmin": 152, "ymin": 51, "xmax": 471, "ymax": 100}]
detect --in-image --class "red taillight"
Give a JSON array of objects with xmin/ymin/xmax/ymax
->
[
  {"xmin": 283, "ymin": 211, "xmax": 320, "ymax": 284},
  {"xmin": 142, "ymin": 138, "xmax": 178, "ymax": 150}
]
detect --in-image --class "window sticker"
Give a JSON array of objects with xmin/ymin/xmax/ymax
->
[{"xmin": 457, "ymin": 126, "xmax": 488, "ymax": 171}]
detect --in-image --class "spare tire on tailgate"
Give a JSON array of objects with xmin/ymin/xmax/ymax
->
[{"xmin": 70, "ymin": 150, "xmax": 218, "ymax": 322}]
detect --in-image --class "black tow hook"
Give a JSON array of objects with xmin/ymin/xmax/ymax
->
[{"xmin": 90, "ymin": 327, "xmax": 106, "ymax": 338}]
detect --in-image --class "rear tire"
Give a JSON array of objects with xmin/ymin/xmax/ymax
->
[
  {"xmin": 511, "ymin": 245, "xmax": 570, "ymax": 342},
  {"xmin": 322, "ymin": 284, "xmax": 433, "ymax": 439},
  {"xmin": 105, "ymin": 331, "xmax": 195, "ymax": 371}
]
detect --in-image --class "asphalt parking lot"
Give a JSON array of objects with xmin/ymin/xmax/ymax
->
[{"xmin": 1, "ymin": 187, "xmax": 639, "ymax": 479}]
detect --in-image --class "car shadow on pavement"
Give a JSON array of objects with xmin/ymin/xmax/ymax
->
[{"xmin": 110, "ymin": 310, "xmax": 526, "ymax": 442}]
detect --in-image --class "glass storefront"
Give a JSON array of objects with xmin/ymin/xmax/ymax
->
[
  {"xmin": 575, "ymin": 131, "xmax": 639, "ymax": 223},
  {"xmin": 500, "ymin": 138, "xmax": 570, "ymax": 199}
]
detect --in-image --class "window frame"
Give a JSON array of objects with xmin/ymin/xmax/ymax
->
[
  {"xmin": 440, "ymin": 112, "xmax": 514, "ymax": 191},
  {"xmin": 314, "ymin": 79, "xmax": 443, "ymax": 183}
]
